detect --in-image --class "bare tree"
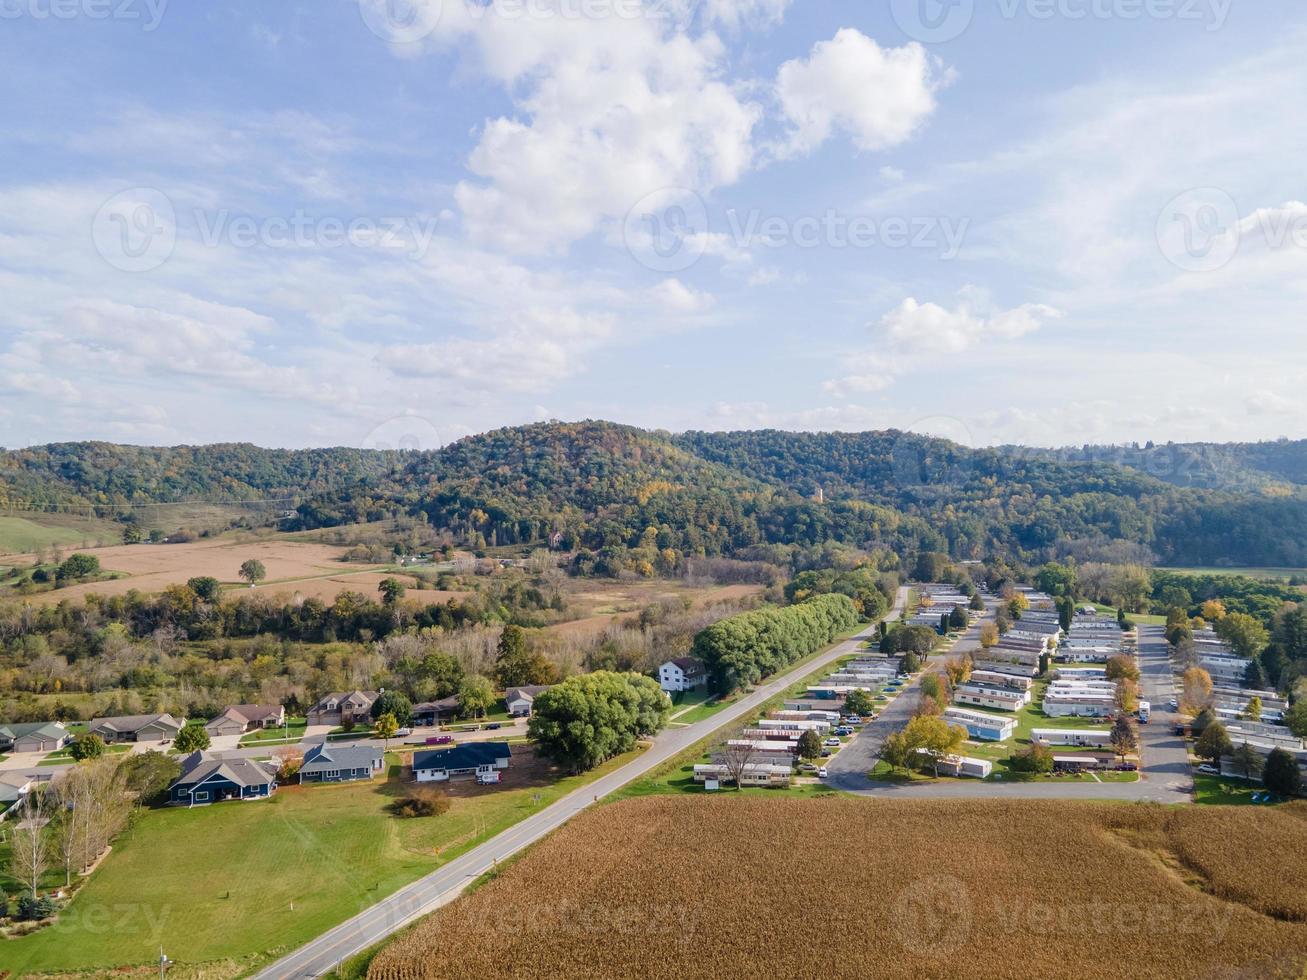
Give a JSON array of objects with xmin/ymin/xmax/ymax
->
[
  {"xmin": 716, "ymin": 738, "xmax": 760, "ymax": 790},
  {"xmin": 9, "ymin": 789, "xmax": 50, "ymax": 899}
]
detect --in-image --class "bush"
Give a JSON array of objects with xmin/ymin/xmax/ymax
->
[
  {"xmin": 389, "ymin": 789, "xmax": 451, "ymax": 818},
  {"xmin": 17, "ymin": 894, "xmax": 57, "ymax": 921}
]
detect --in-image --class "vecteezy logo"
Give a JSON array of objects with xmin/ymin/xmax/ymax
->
[
  {"xmin": 1155, "ymin": 187, "xmax": 1241, "ymax": 273},
  {"xmin": 92, "ymin": 187, "xmax": 177, "ymax": 273},
  {"xmin": 622, "ymin": 187, "xmax": 709, "ymax": 273},
  {"xmin": 891, "ymin": 874, "xmax": 974, "ymax": 956},
  {"xmin": 362, "ymin": 413, "xmax": 442, "ymax": 452},
  {"xmin": 890, "ymin": 0, "xmax": 975, "ymax": 43},
  {"xmin": 358, "ymin": 0, "xmax": 442, "ymax": 44},
  {"xmin": 889, "ymin": 415, "xmax": 976, "ymax": 497}
]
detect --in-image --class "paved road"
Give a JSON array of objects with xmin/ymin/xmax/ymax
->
[
  {"xmin": 828, "ymin": 620, "xmax": 1194, "ymax": 804},
  {"xmin": 250, "ymin": 590, "xmax": 909, "ymax": 979}
]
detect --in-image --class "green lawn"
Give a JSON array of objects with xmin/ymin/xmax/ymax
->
[
  {"xmin": 1191, "ymin": 773, "xmax": 1288, "ymax": 805},
  {"xmin": 37, "ymin": 743, "xmax": 131, "ymax": 765},
  {"xmin": 2, "ymin": 749, "xmax": 642, "ymax": 977},
  {"xmin": 0, "ymin": 516, "xmax": 100, "ymax": 553},
  {"xmin": 1158, "ymin": 565, "xmax": 1307, "ymax": 583},
  {"xmin": 239, "ymin": 719, "xmax": 309, "ymax": 745}
]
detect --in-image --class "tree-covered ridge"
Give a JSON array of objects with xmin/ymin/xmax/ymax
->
[
  {"xmin": 4, "ymin": 422, "xmax": 1307, "ymax": 567},
  {"xmin": 0, "ymin": 442, "xmax": 400, "ymax": 511}
]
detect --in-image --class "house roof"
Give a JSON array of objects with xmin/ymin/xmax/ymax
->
[
  {"xmin": 300, "ymin": 742, "xmax": 383, "ymax": 773},
  {"xmin": 89, "ymin": 713, "xmax": 183, "ymax": 733},
  {"xmin": 0, "ymin": 721, "xmax": 67, "ymax": 740},
  {"xmin": 504, "ymin": 686, "xmax": 551, "ymax": 703},
  {"xmin": 669, "ymin": 657, "xmax": 706, "ymax": 675},
  {"xmin": 413, "ymin": 742, "xmax": 512, "ymax": 771},
  {"xmin": 212, "ymin": 704, "xmax": 283, "ymax": 725},
  {"xmin": 171, "ymin": 752, "xmax": 277, "ymax": 790},
  {"xmin": 311, "ymin": 691, "xmax": 379, "ymax": 711},
  {"xmin": 414, "ymin": 696, "xmax": 461, "ymax": 713}
]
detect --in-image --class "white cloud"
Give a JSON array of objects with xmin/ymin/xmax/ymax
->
[{"xmin": 774, "ymin": 29, "xmax": 949, "ymax": 157}]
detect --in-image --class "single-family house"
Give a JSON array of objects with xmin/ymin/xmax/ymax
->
[
  {"xmin": 89, "ymin": 713, "xmax": 185, "ymax": 744},
  {"xmin": 168, "ymin": 751, "xmax": 277, "ymax": 805},
  {"xmin": 658, "ymin": 657, "xmax": 708, "ymax": 694},
  {"xmin": 413, "ymin": 742, "xmax": 512, "ymax": 783},
  {"xmin": 0, "ymin": 772, "xmax": 34, "ymax": 806},
  {"xmin": 297, "ymin": 742, "xmax": 384, "ymax": 783},
  {"xmin": 204, "ymin": 704, "xmax": 285, "ymax": 738},
  {"xmin": 504, "ymin": 686, "xmax": 552, "ymax": 718},
  {"xmin": 307, "ymin": 691, "xmax": 379, "ymax": 727},
  {"xmin": 412, "ymin": 696, "xmax": 461, "ymax": 727},
  {"xmin": 0, "ymin": 721, "xmax": 71, "ymax": 754}
]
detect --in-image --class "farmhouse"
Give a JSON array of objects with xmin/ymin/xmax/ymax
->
[
  {"xmin": 168, "ymin": 751, "xmax": 278, "ymax": 805},
  {"xmin": 89, "ymin": 713, "xmax": 185, "ymax": 743},
  {"xmin": 298, "ymin": 742, "xmax": 384, "ymax": 783},
  {"xmin": 943, "ymin": 707, "xmax": 1016, "ymax": 742},
  {"xmin": 307, "ymin": 690, "xmax": 379, "ymax": 727},
  {"xmin": 204, "ymin": 704, "xmax": 285, "ymax": 738},
  {"xmin": 0, "ymin": 720, "xmax": 70, "ymax": 753},
  {"xmin": 1032, "ymin": 728, "xmax": 1114, "ymax": 748},
  {"xmin": 504, "ymin": 685, "xmax": 553, "ymax": 717},
  {"xmin": 658, "ymin": 657, "xmax": 708, "ymax": 693},
  {"xmin": 413, "ymin": 742, "xmax": 512, "ymax": 783}
]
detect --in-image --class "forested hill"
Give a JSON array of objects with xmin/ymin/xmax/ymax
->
[
  {"xmin": 3, "ymin": 422, "xmax": 1307, "ymax": 567},
  {"xmin": 1013, "ymin": 438, "xmax": 1307, "ymax": 491}
]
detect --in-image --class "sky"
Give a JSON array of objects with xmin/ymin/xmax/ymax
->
[{"xmin": 1, "ymin": 0, "xmax": 1305, "ymax": 452}]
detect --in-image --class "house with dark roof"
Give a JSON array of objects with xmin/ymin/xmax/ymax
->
[
  {"xmin": 0, "ymin": 721, "xmax": 71, "ymax": 754},
  {"xmin": 205, "ymin": 704, "xmax": 285, "ymax": 738},
  {"xmin": 307, "ymin": 691, "xmax": 378, "ymax": 727},
  {"xmin": 168, "ymin": 751, "xmax": 278, "ymax": 805},
  {"xmin": 412, "ymin": 742, "xmax": 512, "ymax": 784},
  {"xmin": 658, "ymin": 657, "xmax": 707, "ymax": 693},
  {"xmin": 89, "ymin": 713, "xmax": 185, "ymax": 744},
  {"xmin": 412, "ymin": 696, "xmax": 461, "ymax": 727},
  {"xmin": 298, "ymin": 742, "xmax": 384, "ymax": 784},
  {"xmin": 503, "ymin": 686, "xmax": 552, "ymax": 717}
]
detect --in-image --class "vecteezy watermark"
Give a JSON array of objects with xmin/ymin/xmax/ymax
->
[
  {"xmin": 0, "ymin": 0, "xmax": 168, "ymax": 29},
  {"xmin": 890, "ymin": 416, "xmax": 977, "ymax": 497},
  {"xmin": 362, "ymin": 413, "xmax": 443, "ymax": 452},
  {"xmin": 357, "ymin": 0, "xmax": 443, "ymax": 44},
  {"xmin": 1155, "ymin": 187, "xmax": 1240, "ymax": 273},
  {"xmin": 892, "ymin": 0, "xmax": 1230, "ymax": 43},
  {"xmin": 622, "ymin": 187, "xmax": 969, "ymax": 272},
  {"xmin": 891, "ymin": 874, "xmax": 974, "ymax": 956},
  {"xmin": 91, "ymin": 188, "xmax": 441, "ymax": 272},
  {"xmin": 992, "ymin": 897, "xmax": 1234, "ymax": 942}
]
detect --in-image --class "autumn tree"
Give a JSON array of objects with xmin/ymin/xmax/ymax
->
[
  {"xmin": 374, "ymin": 712, "xmax": 399, "ymax": 750},
  {"xmin": 979, "ymin": 622, "xmax": 999, "ymax": 648},
  {"xmin": 1114, "ymin": 678, "xmax": 1139, "ymax": 715},
  {"xmin": 1105, "ymin": 655, "xmax": 1140, "ymax": 683},
  {"xmin": 1110, "ymin": 714, "xmax": 1139, "ymax": 763},
  {"xmin": 1181, "ymin": 667, "xmax": 1214, "ymax": 715}
]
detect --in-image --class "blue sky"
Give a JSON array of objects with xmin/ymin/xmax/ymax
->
[{"xmin": 1, "ymin": 0, "xmax": 1304, "ymax": 450}]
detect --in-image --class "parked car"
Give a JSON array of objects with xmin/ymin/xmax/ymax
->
[
  {"xmin": 816, "ymin": 767, "xmax": 828, "ymax": 779},
  {"xmin": 798, "ymin": 762, "xmax": 818, "ymax": 773},
  {"xmin": 843, "ymin": 715, "xmax": 863, "ymax": 725},
  {"xmin": 823, "ymin": 737, "xmax": 842, "ymax": 747},
  {"xmin": 1197, "ymin": 764, "xmax": 1220, "ymax": 775},
  {"xmin": 485, "ymin": 722, "xmax": 502, "ymax": 730},
  {"xmin": 395, "ymin": 727, "xmax": 412, "ymax": 737},
  {"xmin": 833, "ymin": 727, "xmax": 853, "ymax": 736},
  {"xmin": 426, "ymin": 734, "xmax": 454, "ymax": 745},
  {"xmin": 1168, "ymin": 698, "xmax": 1179, "ymax": 711}
]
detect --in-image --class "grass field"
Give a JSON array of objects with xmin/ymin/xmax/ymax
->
[
  {"xmin": 1159, "ymin": 565, "xmax": 1307, "ymax": 582},
  {"xmin": 3, "ymin": 748, "xmax": 642, "ymax": 977},
  {"xmin": 367, "ymin": 795, "xmax": 1307, "ymax": 979},
  {"xmin": 0, "ymin": 514, "xmax": 120, "ymax": 554}
]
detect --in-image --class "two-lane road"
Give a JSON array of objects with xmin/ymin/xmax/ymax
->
[{"xmin": 252, "ymin": 590, "xmax": 909, "ymax": 979}]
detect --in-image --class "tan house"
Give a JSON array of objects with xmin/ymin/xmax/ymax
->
[
  {"xmin": 307, "ymin": 691, "xmax": 378, "ymax": 727},
  {"xmin": 89, "ymin": 713, "xmax": 185, "ymax": 743},
  {"xmin": 205, "ymin": 704, "xmax": 286, "ymax": 738}
]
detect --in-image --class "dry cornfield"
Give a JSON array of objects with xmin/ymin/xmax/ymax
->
[{"xmin": 368, "ymin": 797, "xmax": 1307, "ymax": 980}]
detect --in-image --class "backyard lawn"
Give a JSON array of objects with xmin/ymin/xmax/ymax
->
[
  {"xmin": 239, "ymin": 718, "xmax": 308, "ymax": 744},
  {"xmin": 2, "ymin": 749, "xmax": 641, "ymax": 977}
]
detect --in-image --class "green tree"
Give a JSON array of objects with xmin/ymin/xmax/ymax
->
[
  {"xmin": 370, "ymin": 690, "xmax": 413, "ymax": 728},
  {"xmin": 901, "ymin": 715, "xmax": 966, "ymax": 778},
  {"xmin": 842, "ymin": 689, "xmax": 875, "ymax": 717},
  {"xmin": 969, "ymin": 593, "xmax": 985, "ymax": 612},
  {"xmin": 796, "ymin": 729, "xmax": 823, "ymax": 761},
  {"xmin": 121, "ymin": 524, "xmax": 143, "ymax": 544},
  {"xmin": 1195, "ymin": 721, "xmax": 1233, "ymax": 769},
  {"xmin": 186, "ymin": 576, "xmax": 221, "ymax": 601},
  {"xmin": 494, "ymin": 626, "xmax": 558, "ymax": 689},
  {"xmin": 1214, "ymin": 612, "xmax": 1269, "ymax": 660},
  {"xmin": 174, "ymin": 725, "xmax": 210, "ymax": 754},
  {"xmin": 1263, "ymin": 748, "xmax": 1303, "ymax": 797},
  {"xmin": 117, "ymin": 751, "xmax": 181, "ymax": 804},
  {"xmin": 238, "ymin": 559, "xmax": 267, "ymax": 586},
  {"xmin": 457, "ymin": 675, "xmax": 495, "ymax": 719},
  {"xmin": 68, "ymin": 733, "xmax": 106, "ymax": 762},
  {"xmin": 1285, "ymin": 699, "xmax": 1307, "ymax": 739},
  {"xmin": 948, "ymin": 605, "xmax": 968, "ymax": 630},
  {"xmin": 1105, "ymin": 655, "xmax": 1140, "ymax": 683},
  {"xmin": 1036, "ymin": 562, "xmax": 1078, "ymax": 598},
  {"xmin": 374, "ymin": 712, "xmax": 399, "ymax": 750},
  {"xmin": 1229, "ymin": 742, "xmax": 1264, "ymax": 781},
  {"xmin": 879, "ymin": 731, "xmax": 912, "ymax": 775},
  {"xmin": 528, "ymin": 672, "xmax": 671, "ymax": 773},
  {"xmin": 1009, "ymin": 742, "xmax": 1054, "ymax": 774},
  {"xmin": 378, "ymin": 578, "xmax": 407, "ymax": 606},
  {"xmin": 1240, "ymin": 696, "xmax": 1263, "ymax": 722},
  {"xmin": 56, "ymin": 553, "xmax": 100, "ymax": 582}
]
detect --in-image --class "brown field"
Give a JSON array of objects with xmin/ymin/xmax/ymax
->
[
  {"xmin": 0, "ymin": 536, "xmax": 394, "ymax": 606},
  {"xmin": 546, "ymin": 582, "xmax": 763, "ymax": 638},
  {"xmin": 368, "ymin": 797, "xmax": 1307, "ymax": 980}
]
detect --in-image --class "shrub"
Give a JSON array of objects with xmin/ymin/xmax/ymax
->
[
  {"xmin": 17, "ymin": 894, "xmax": 57, "ymax": 921},
  {"xmin": 389, "ymin": 789, "xmax": 452, "ymax": 818}
]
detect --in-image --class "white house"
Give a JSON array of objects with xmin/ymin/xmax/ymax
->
[
  {"xmin": 412, "ymin": 742, "xmax": 512, "ymax": 783},
  {"xmin": 1031, "ymin": 728, "xmax": 1114, "ymax": 748},
  {"xmin": 658, "ymin": 657, "xmax": 708, "ymax": 694}
]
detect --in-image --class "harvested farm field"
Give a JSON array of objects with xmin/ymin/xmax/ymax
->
[{"xmin": 368, "ymin": 796, "xmax": 1307, "ymax": 980}]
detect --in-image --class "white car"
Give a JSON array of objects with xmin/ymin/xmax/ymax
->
[
  {"xmin": 817, "ymin": 767, "xmax": 828, "ymax": 779},
  {"xmin": 823, "ymin": 737, "xmax": 842, "ymax": 747},
  {"xmin": 1196, "ymin": 764, "xmax": 1220, "ymax": 775},
  {"xmin": 395, "ymin": 727, "xmax": 412, "ymax": 737}
]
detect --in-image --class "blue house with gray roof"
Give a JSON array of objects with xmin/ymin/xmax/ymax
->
[
  {"xmin": 298, "ymin": 742, "xmax": 384, "ymax": 783},
  {"xmin": 169, "ymin": 752, "xmax": 277, "ymax": 806}
]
